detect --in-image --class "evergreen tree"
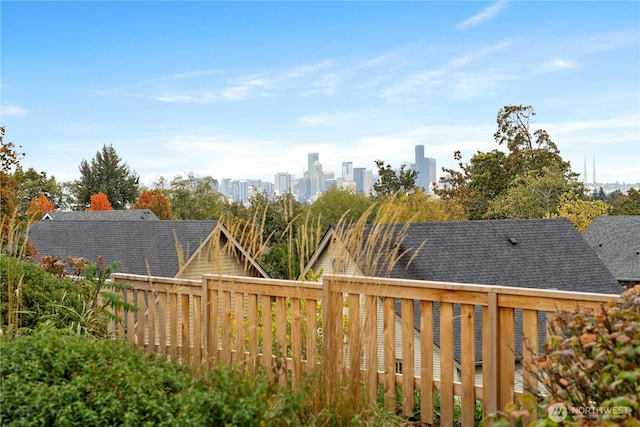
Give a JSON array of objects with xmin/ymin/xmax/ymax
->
[{"xmin": 74, "ymin": 144, "xmax": 140, "ymax": 210}]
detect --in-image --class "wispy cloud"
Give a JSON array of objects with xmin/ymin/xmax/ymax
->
[
  {"xmin": 1, "ymin": 105, "xmax": 28, "ymax": 116},
  {"xmin": 380, "ymin": 40, "xmax": 514, "ymax": 101},
  {"xmin": 300, "ymin": 72, "xmax": 349, "ymax": 97},
  {"xmin": 533, "ymin": 58, "xmax": 579, "ymax": 73},
  {"xmin": 285, "ymin": 60, "xmax": 334, "ymax": 79},
  {"xmin": 456, "ymin": 0, "xmax": 510, "ymax": 30},
  {"xmin": 140, "ymin": 74, "xmax": 276, "ymax": 104}
]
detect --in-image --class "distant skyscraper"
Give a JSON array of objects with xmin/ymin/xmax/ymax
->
[
  {"xmin": 354, "ymin": 167, "xmax": 365, "ymax": 193},
  {"xmin": 362, "ymin": 169, "xmax": 374, "ymax": 195},
  {"xmin": 274, "ymin": 172, "xmax": 292, "ymax": 195},
  {"xmin": 414, "ymin": 145, "xmax": 437, "ymax": 193},
  {"xmin": 342, "ymin": 161, "xmax": 353, "ymax": 182},
  {"xmin": 309, "ymin": 158, "xmax": 324, "ymax": 197},
  {"xmin": 308, "ymin": 153, "xmax": 319, "ymax": 173}
]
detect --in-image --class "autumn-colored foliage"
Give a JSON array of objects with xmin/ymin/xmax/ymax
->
[
  {"xmin": 518, "ymin": 285, "xmax": 640, "ymax": 425},
  {"xmin": 556, "ymin": 191, "xmax": 609, "ymax": 232},
  {"xmin": 376, "ymin": 188, "xmax": 467, "ymax": 223},
  {"xmin": 26, "ymin": 193, "xmax": 55, "ymax": 220},
  {"xmin": 87, "ymin": 192, "xmax": 113, "ymax": 211},
  {"xmin": 133, "ymin": 189, "xmax": 173, "ymax": 219},
  {"xmin": 1, "ymin": 127, "xmax": 23, "ymax": 242}
]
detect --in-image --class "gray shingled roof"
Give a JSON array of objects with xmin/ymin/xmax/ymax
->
[
  {"xmin": 42, "ymin": 210, "xmax": 159, "ymax": 221},
  {"xmin": 320, "ymin": 218, "xmax": 622, "ymax": 365},
  {"xmin": 388, "ymin": 218, "xmax": 621, "ymax": 294},
  {"xmin": 582, "ymin": 215, "xmax": 640, "ymax": 282},
  {"xmin": 28, "ymin": 220, "xmax": 217, "ymax": 277}
]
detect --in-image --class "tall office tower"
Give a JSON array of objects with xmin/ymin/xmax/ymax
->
[
  {"xmin": 427, "ymin": 157, "xmax": 437, "ymax": 191},
  {"xmin": 274, "ymin": 172, "xmax": 292, "ymax": 195},
  {"xmin": 353, "ymin": 167, "xmax": 365, "ymax": 193},
  {"xmin": 309, "ymin": 159, "xmax": 324, "ymax": 198},
  {"xmin": 362, "ymin": 169, "xmax": 374, "ymax": 195},
  {"xmin": 342, "ymin": 161, "xmax": 354, "ymax": 182},
  {"xmin": 414, "ymin": 145, "xmax": 437, "ymax": 193},
  {"xmin": 308, "ymin": 153, "xmax": 319, "ymax": 173}
]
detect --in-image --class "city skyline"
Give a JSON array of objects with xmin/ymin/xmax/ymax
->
[{"xmin": 2, "ymin": 1, "xmax": 638, "ymax": 186}]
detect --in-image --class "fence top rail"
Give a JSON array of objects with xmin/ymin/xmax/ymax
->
[
  {"xmin": 202, "ymin": 274, "xmax": 322, "ymax": 291},
  {"xmin": 111, "ymin": 273, "xmax": 201, "ymax": 287},
  {"xmin": 323, "ymin": 274, "xmax": 622, "ymax": 305},
  {"xmin": 111, "ymin": 273, "xmax": 621, "ymax": 308}
]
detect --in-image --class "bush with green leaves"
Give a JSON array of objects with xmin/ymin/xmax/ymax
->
[
  {"xmin": 0, "ymin": 334, "xmax": 316, "ymax": 426},
  {"xmin": 503, "ymin": 285, "xmax": 640, "ymax": 426},
  {"xmin": 0, "ymin": 255, "xmax": 92, "ymax": 333},
  {"xmin": 1, "ymin": 255, "xmax": 136, "ymax": 338}
]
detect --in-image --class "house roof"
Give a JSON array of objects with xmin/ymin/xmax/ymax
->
[
  {"xmin": 582, "ymin": 215, "xmax": 640, "ymax": 282},
  {"xmin": 305, "ymin": 218, "xmax": 622, "ymax": 365},
  {"xmin": 42, "ymin": 209, "xmax": 159, "ymax": 221},
  {"xmin": 27, "ymin": 220, "xmax": 268, "ymax": 278},
  {"xmin": 307, "ymin": 218, "xmax": 621, "ymax": 294},
  {"xmin": 391, "ymin": 218, "xmax": 621, "ymax": 294}
]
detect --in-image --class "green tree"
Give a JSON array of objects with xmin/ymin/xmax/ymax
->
[
  {"xmin": 74, "ymin": 144, "xmax": 140, "ymax": 210},
  {"xmin": 487, "ymin": 166, "xmax": 581, "ymax": 219},
  {"xmin": 13, "ymin": 166, "xmax": 63, "ymax": 218},
  {"xmin": 607, "ymin": 187, "xmax": 640, "ymax": 215},
  {"xmin": 436, "ymin": 105, "xmax": 581, "ymax": 219},
  {"xmin": 592, "ymin": 187, "xmax": 607, "ymax": 201},
  {"xmin": 376, "ymin": 188, "xmax": 467, "ymax": 223},
  {"xmin": 372, "ymin": 159, "xmax": 418, "ymax": 197},
  {"xmin": 435, "ymin": 151, "xmax": 488, "ymax": 220},
  {"xmin": 494, "ymin": 105, "xmax": 573, "ymax": 180},
  {"xmin": 168, "ymin": 173, "xmax": 228, "ymax": 220},
  {"xmin": 309, "ymin": 187, "xmax": 376, "ymax": 233}
]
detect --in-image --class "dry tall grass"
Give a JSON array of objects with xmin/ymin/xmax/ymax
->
[
  {"xmin": 1, "ymin": 213, "xmax": 31, "ymax": 335},
  {"xmin": 169, "ymin": 200, "xmax": 425, "ymax": 423}
]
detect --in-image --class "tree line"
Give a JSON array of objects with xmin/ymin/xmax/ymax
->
[{"xmin": 2, "ymin": 105, "xmax": 639, "ymax": 279}]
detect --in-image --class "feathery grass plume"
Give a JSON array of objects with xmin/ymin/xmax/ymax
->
[
  {"xmin": 314, "ymin": 202, "xmax": 428, "ymax": 420},
  {"xmin": 1, "ymin": 213, "xmax": 32, "ymax": 334}
]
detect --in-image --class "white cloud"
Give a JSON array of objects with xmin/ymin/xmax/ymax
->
[
  {"xmin": 541, "ymin": 113, "xmax": 640, "ymax": 136},
  {"xmin": 299, "ymin": 115, "xmax": 337, "ymax": 127},
  {"xmin": 300, "ymin": 72, "xmax": 349, "ymax": 97},
  {"xmin": 379, "ymin": 40, "xmax": 515, "ymax": 101},
  {"xmin": 456, "ymin": 0, "xmax": 510, "ymax": 30},
  {"xmin": 533, "ymin": 58, "xmax": 579, "ymax": 73},
  {"xmin": 285, "ymin": 60, "xmax": 333, "ymax": 79},
  {"xmin": 1, "ymin": 105, "xmax": 28, "ymax": 116}
]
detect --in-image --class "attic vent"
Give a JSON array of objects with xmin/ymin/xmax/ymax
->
[{"xmin": 508, "ymin": 237, "xmax": 518, "ymax": 245}]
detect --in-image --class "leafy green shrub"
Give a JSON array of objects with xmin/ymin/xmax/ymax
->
[
  {"xmin": 1, "ymin": 255, "xmax": 137, "ymax": 338},
  {"xmin": 515, "ymin": 285, "xmax": 640, "ymax": 426},
  {"xmin": 0, "ymin": 334, "xmax": 191, "ymax": 426},
  {"xmin": 0, "ymin": 334, "xmax": 333, "ymax": 426},
  {"xmin": 0, "ymin": 255, "xmax": 92, "ymax": 332}
]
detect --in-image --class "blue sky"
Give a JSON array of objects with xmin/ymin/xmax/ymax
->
[{"xmin": 2, "ymin": 1, "xmax": 639, "ymax": 187}]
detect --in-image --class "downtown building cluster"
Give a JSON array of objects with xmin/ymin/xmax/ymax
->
[{"xmin": 216, "ymin": 145, "xmax": 437, "ymax": 204}]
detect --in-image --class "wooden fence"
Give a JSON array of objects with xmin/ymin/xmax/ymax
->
[{"xmin": 110, "ymin": 273, "xmax": 620, "ymax": 426}]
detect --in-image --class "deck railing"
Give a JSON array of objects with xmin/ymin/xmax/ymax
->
[{"xmin": 110, "ymin": 273, "xmax": 620, "ymax": 426}]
